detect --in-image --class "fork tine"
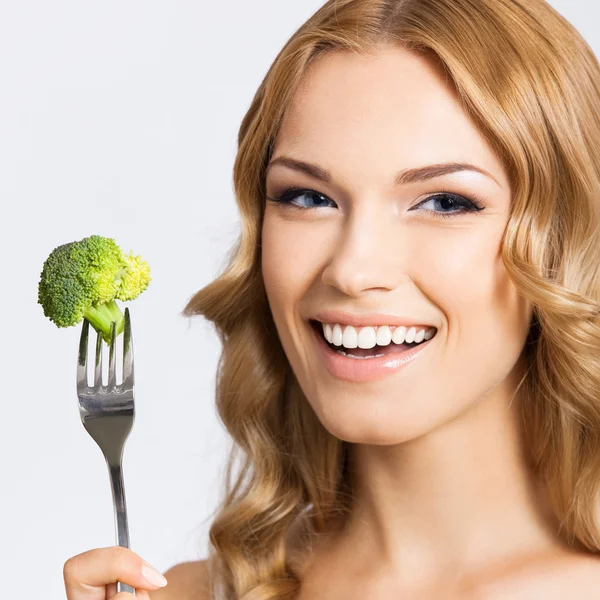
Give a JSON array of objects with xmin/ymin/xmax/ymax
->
[
  {"xmin": 108, "ymin": 321, "xmax": 117, "ymax": 388},
  {"xmin": 123, "ymin": 307, "xmax": 134, "ymax": 388},
  {"xmin": 94, "ymin": 329, "xmax": 103, "ymax": 389},
  {"xmin": 77, "ymin": 319, "xmax": 89, "ymax": 389}
]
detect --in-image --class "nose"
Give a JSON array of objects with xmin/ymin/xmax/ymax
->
[{"xmin": 321, "ymin": 208, "xmax": 408, "ymax": 296}]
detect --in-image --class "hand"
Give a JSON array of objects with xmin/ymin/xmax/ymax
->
[{"xmin": 63, "ymin": 546, "xmax": 168, "ymax": 599}]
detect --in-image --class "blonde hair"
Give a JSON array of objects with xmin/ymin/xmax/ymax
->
[{"xmin": 183, "ymin": 0, "xmax": 600, "ymax": 597}]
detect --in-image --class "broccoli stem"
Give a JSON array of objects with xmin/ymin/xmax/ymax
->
[{"xmin": 83, "ymin": 300, "xmax": 125, "ymax": 343}]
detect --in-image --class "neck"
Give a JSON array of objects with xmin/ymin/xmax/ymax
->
[{"xmin": 333, "ymin": 373, "xmax": 571, "ymax": 584}]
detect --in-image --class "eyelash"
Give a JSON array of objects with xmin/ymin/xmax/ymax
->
[{"xmin": 265, "ymin": 187, "xmax": 486, "ymax": 219}]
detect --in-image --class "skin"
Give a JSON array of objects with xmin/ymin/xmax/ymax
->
[{"xmin": 261, "ymin": 46, "xmax": 600, "ymax": 598}]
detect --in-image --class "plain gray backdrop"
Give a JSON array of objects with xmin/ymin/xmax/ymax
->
[{"xmin": 1, "ymin": 0, "xmax": 598, "ymax": 597}]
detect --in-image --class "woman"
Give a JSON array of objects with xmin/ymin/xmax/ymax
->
[{"xmin": 64, "ymin": 0, "xmax": 600, "ymax": 598}]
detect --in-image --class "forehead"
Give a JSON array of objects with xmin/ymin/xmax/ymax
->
[{"xmin": 273, "ymin": 47, "xmax": 506, "ymax": 188}]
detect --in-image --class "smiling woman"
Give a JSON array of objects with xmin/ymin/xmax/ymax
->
[{"xmin": 182, "ymin": 0, "xmax": 600, "ymax": 598}]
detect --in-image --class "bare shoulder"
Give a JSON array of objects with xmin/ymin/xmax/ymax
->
[
  {"xmin": 474, "ymin": 551, "xmax": 600, "ymax": 600},
  {"xmin": 566, "ymin": 553, "xmax": 600, "ymax": 590},
  {"xmin": 149, "ymin": 559, "xmax": 210, "ymax": 600}
]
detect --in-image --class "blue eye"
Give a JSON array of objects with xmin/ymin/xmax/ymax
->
[
  {"xmin": 266, "ymin": 188, "xmax": 485, "ymax": 218},
  {"xmin": 411, "ymin": 192, "xmax": 485, "ymax": 218},
  {"xmin": 266, "ymin": 188, "xmax": 335, "ymax": 210}
]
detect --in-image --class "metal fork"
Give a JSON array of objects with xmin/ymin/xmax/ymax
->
[{"xmin": 77, "ymin": 307, "xmax": 136, "ymax": 595}]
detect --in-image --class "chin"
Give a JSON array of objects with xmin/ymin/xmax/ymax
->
[{"xmin": 308, "ymin": 390, "xmax": 461, "ymax": 446}]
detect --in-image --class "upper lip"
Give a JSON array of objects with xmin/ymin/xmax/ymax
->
[{"xmin": 310, "ymin": 310, "xmax": 437, "ymax": 329}]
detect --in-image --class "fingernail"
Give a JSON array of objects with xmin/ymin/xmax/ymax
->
[{"xmin": 142, "ymin": 562, "xmax": 168, "ymax": 587}]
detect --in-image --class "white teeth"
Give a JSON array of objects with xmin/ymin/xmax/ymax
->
[
  {"xmin": 376, "ymin": 325, "xmax": 392, "ymax": 346},
  {"xmin": 336, "ymin": 350, "xmax": 385, "ymax": 359},
  {"xmin": 342, "ymin": 325, "xmax": 358, "ymax": 348},
  {"xmin": 332, "ymin": 324, "xmax": 343, "ymax": 346},
  {"xmin": 391, "ymin": 326, "xmax": 407, "ymax": 344},
  {"xmin": 319, "ymin": 322, "xmax": 437, "ymax": 349},
  {"xmin": 404, "ymin": 326, "xmax": 416, "ymax": 343},
  {"xmin": 357, "ymin": 326, "xmax": 377, "ymax": 349}
]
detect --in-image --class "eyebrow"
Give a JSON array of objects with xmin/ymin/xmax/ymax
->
[{"xmin": 266, "ymin": 156, "xmax": 502, "ymax": 188}]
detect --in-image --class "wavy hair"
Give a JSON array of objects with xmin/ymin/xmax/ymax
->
[{"xmin": 183, "ymin": 0, "xmax": 600, "ymax": 597}]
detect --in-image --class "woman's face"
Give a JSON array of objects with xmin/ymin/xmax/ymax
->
[{"xmin": 261, "ymin": 46, "xmax": 532, "ymax": 444}]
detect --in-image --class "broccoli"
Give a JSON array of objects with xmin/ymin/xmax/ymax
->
[{"xmin": 38, "ymin": 235, "xmax": 151, "ymax": 342}]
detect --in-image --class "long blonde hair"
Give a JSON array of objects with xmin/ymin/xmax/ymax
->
[{"xmin": 183, "ymin": 0, "xmax": 600, "ymax": 597}]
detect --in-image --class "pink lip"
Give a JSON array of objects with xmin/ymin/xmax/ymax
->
[
  {"xmin": 310, "ymin": 322, "xmax": 434, "ymax": 383},
  {"xmin": 311, "ymin": 310, "xmax": 435, "ymax": 329}
]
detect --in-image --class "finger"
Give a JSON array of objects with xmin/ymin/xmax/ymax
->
[
  {"xmin": 105, "ymin": 582, "xmax": 117, "ymax": 598},
  {"xmin": 64, "ymin": 546, "xmax": 167, "ymax": 599}
]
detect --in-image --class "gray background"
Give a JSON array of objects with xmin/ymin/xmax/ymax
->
[{"xmin": 0, "ymin": 0, "xmax": 597, "ymax": 597}]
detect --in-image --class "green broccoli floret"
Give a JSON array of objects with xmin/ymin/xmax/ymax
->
[{"xmin": 38, "ymin": 235, "xmax": 151, "ymax": 342}]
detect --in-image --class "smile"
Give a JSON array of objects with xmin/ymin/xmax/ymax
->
[
  {"xmin": 320, "ymin": 322, "xmax": 436, "ymax": 349},
  {"xmin": 309, "ymin": 320, "xmax": 437, "ymax": 383}
]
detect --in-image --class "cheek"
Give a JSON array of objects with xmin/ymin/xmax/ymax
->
[
  {"xmin": 261, "ymin": 213, "xmax": 322, "ymax": 342},
  {"xmin": 419, "ymin": 226, "xmax": 528, "ymax": 346},
  {"xmin": 262, "ymin": 216, "xmax": 299, "ymax": 311},
  {"xmin": 261, "ymin": 212, "xmax": 336, "ymax": 311},
  {"xmin": 415, "ymin": 225, "xmax": 531, "ymax": 411},
  {"xmin": 261, "ymin": 217, "xmax": 287, "ymax": 325}
]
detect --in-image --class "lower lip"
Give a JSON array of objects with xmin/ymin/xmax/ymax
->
[{"xmin": 311, "ymin": 324, "xmax": 434, "ymax": 383}]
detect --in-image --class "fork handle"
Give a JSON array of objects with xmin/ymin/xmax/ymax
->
[{"xmin": 107, "ymin": 462, "xmax": 135, "ymax": 594}]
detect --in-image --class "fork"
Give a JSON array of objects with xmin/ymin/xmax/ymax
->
[{"xmin": 77, "ymin": 307, "xmax": 136, "ymax": 595}]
